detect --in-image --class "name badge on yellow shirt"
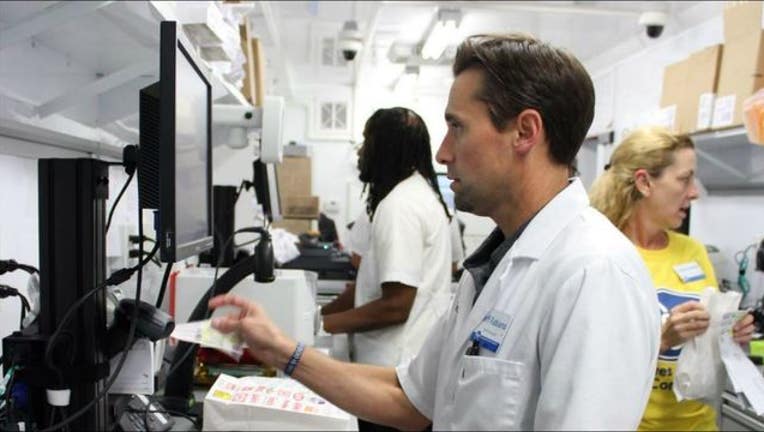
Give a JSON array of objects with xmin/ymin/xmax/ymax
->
[{"xmin": 673, "ymin": 261, "xmax": 705, "ymax": 283}]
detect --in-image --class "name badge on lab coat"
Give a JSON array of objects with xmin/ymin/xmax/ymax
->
[
  {"xmin": 470, "ymin": 310, "xmax": 512, "ymax": 353},
  {"xmin": 673, "ymin": 261, "xmax": 705, "ymax": 283}
]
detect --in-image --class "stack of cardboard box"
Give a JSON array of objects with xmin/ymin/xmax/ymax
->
[
  {"xmin": 714, "ymin": 1, "xmax": 764, "ymax": 129},
  {"xmin": 271, "ymin": 156, "xmax": 320, "ymax": 235},
  {"xmin": 660, "ymin": 45, "xmax": 723, "ymax": 134},
  {"xmin": 660, "ymin": 2, "xmax": 764, "ymax": 133}
]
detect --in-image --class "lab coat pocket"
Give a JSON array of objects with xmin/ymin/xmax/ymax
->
[{"xmin": 453, "ymin": 356, "xmax": 525, "ymax": 431}]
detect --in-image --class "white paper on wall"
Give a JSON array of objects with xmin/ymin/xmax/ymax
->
[
  {"xmin": 655, "ymin": 105, "xmax": 677, "ymax": 130},
  {"xmin": 711, "ymin": 94, "xmax": 736, "ymax": 128},
  {"xmin": 696, "ymin": 92, "xmax": 716, "ymax": 130}
]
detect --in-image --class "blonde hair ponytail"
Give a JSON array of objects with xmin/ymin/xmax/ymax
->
[{"xmin": 589, "ymin": 126, "xmax": 694, "ymax": 230}]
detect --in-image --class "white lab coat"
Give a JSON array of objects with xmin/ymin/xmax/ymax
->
[{"xmin": 396, "ymin": 179, "xmax": 660, "ymax": 430}]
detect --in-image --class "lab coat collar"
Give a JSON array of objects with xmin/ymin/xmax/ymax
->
[
  {"xmin": 508, "ymin": 178, "xmax": 590, "ymax": 260},
  {"xmin": 456, "ymin": 179, "xmax": 590, "ymax": 347}
]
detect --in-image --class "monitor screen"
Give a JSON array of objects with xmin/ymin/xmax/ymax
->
[
  {"xmin": 174, "ymin": 42, "xmax": 210, "ymax": 249},
  {"xmin": 437, "ymin": 173, "xmax": 455, "ymax": 211},
  {"xmin": 138, "ymin": 21, "xmax": 213, "ymax": 263},
  {"xmin": 253, "ymin": 160, "xmax": 282, "ymax": 223}
]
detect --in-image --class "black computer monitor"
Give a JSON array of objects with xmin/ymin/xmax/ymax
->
[
  {"xmin": 253, "ymin": 160, "xmax": 282, "ymax": 223},
  {"xmin": 436, "ymin": 173, "xmax": 455, "ymax": 211},
  {"xmin": 138, "ymin": 21, "xmax": 213, "ymax": 263}
]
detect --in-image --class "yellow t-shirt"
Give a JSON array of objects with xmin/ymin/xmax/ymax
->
[{"xmin": 637, "ymin": 231, "xmax": 718, "ymax": 431}]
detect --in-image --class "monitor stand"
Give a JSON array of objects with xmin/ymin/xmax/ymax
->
[{"xmin": 3, "ymin": 158, "xmax": 111, "ymax": 430}]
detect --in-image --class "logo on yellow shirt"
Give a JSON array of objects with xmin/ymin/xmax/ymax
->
[{"xmin": 656, "ymin": 288, "xmax": 700, "ymax": 361}]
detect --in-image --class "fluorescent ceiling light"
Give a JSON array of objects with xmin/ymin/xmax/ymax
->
[{"xmin": 421, "ymin": 9, "xmax": 461, "ymax": 61}]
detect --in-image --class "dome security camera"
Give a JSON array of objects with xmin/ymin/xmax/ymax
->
[
  {"xmin": 639, "ymin": 11, "xmax": 668, "ymax": 39},
  {"xmin": 338, "ymin": 20, "xmax": 363, "ymax": 61}
]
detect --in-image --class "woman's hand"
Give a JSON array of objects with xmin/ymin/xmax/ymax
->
[
  {"xmin": 732, "ymin": 313, "xmax": 755, "ymax": 344},
  {"xmin": 660, "ymin": 301, "xmax": 710, "ymax": 352}
]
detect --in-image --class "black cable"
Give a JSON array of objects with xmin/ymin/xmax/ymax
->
[
  {"xmin": 164, "ymin": 339, "xmax": 195, "ymax": 379},
  {"xmin": 155, "ymin": 262, "xmax": 173, "ymax": 309},
  {"xmin": 40, "ymin": 198, "xmax": 149, "ymax": 432},
  {"xmin": 0, "ymin": 285, "xmax": 31, "ymax": 330},
  {"xmin": 18, "ymin": 300, "xmax": 25, "ymax": 330},
  {"xmin": 165, "ymin": 251, "xmax": 257, "ymax": 386},
  {"xmin": 0, "ymin": 260, "xmax": 38, "ymax": 275},
  {"xmin": 17, "ymin": 293, "xmax": 30, "ymax": 312},
  {"xmin": 43, "ymin": 242, "xmax": 158, "ymax": 381},
  {"xmin": 233, "ymin": 236, "xmax": 261, "ymax": 249},
  {"xmin": 233, "ymin": 179, "xmax": 254, "ymax": 203},
  {"xmin": 164, "ymin": 227, "xmax": 263, "ymax": 379},
  {"xmin": 105, "ymin": 170, "xmax": 135, "ymax": 234}
]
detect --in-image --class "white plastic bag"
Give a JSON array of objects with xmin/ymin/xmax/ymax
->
[
  {"xmin": 674, "ymin": 288, "xmax": 741, "ymax": 405},
  {"xmin": 270, "ymin": 228, "xmax": 301, "ymax": 265}
]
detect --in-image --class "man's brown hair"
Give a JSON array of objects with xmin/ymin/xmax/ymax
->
[{"xmin": 453, "ymin": 34, "xmax": 595, "ymax": 166}]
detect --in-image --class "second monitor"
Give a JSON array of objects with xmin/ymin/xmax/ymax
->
[
  {"xmin": 253, "ymin": 159, "xmax": 282, "ymax": 223},
  {"xmin": 139, "ymin": 21, "xmax": 214, "ymax": 263}
]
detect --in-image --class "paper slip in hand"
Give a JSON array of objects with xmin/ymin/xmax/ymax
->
[
  {"xmin": 171, "ymin": 319, "xmax": 245, "ymax": 361},
  {"xmin": 719, "ymin": 311, "xmax": 764, "ymax": 415}
]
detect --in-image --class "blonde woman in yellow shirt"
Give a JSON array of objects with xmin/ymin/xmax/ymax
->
[{"xmin": 589, "ymin": 126, "xmax": 756, "ymax": 431}]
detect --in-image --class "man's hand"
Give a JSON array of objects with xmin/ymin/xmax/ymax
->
[
  {"xmin": 660, "ymin": 301, "xmax": 710, "ymax": 352},
  {"xmin": 209, "ymin": 293, "xmax": 296, "ymax": 368},
  {"xmin": 733, "ymin": 313, "xmax": 755, "ymax": 344}
]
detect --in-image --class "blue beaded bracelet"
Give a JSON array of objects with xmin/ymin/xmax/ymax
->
[{"xmin": 284, "ymin": 342, "xmax": 305, "ymax": 376}]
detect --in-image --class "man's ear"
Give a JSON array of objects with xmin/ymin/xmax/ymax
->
[
  {"xmin": 634, "ymin": 168, "xmax": 651, "ymax": 197},
  {"xmin": 513, "ymin": 109, "xmax": 543, "ymax": 155}
]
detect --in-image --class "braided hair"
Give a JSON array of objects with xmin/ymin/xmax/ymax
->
[{"xmin": 357, "ymin": 107, "xmax": 451, "ymax": 222}]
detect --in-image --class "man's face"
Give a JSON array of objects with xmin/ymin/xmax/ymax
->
[
  {"xmin": 435, "ymin": 68, "xmax": 515, "ymax": 217},
  {"xmin": 642, "ymin": 147, "xmax": 699, "ymax": 230}
]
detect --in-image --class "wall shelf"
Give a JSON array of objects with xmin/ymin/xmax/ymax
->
[
  {"xmin": 0, "ymin": 1, "xmax": 251, "ymax": 158},
  {"xmin": 692, "ymin": 126, "xmax": 764, "ymax": 194}
]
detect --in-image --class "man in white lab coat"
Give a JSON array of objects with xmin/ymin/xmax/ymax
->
[{"xmin": 210, "ymin": 33, "xmax": 660, "ymax": 430}]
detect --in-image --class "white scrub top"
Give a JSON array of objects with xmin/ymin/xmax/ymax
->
[
  {"xmin": 353, "ymin": 172, "xmax": 452, "ymax": 367},
  {"xmin": 449, "ymin": 216, "xmax": 464, "ymax": 266},
  {"xmin": 396, "ymin": 179, "xmax": 660, "ymax": 430},
  {"xmin": 347, "ymin": 211, "xmax": 371, "ymax": 257}
]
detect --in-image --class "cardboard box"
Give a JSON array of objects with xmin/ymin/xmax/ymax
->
[
  {"xmin": 659, "ymin": 45, "xmax": 723, "ymax": 133},
  {"xmin": 714, "ymin": 2, "xmax": 764, "ymax": 128},
  {"xmin": 275, "ymin": 156, "xmax": 311, "ymax": 198},
  {"xmin": 715, "ymin": 30, "xmax": 764, "ymax": 128},
  {"xmin": 686, "ymin": 44, "xmax": 723, "ymax": 132},
  {"xmin": 723, "ymin": 1, "xmax": 763, "ymax": 42},
  {"xmin": 660, "ymin": 56, "xmax": 690, "ymax": 133},
  {"xmin": 271, "ymin": 218, "xmax": 313, "ymax": 235},
  {"xmin": 282, "ymin": 195, "xmax": 320, "ymax": 219}
]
